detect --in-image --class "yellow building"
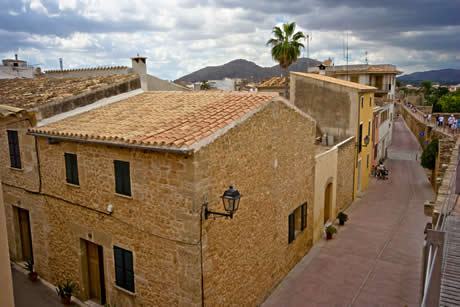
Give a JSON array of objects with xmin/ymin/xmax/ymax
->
[{"xmin": 290, "ymin": 72, "xmax": 376, "ymax": 198}]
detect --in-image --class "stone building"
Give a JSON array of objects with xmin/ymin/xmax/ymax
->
[
  {"xmin": 0, "ymin": 54, "xmax": 36, "ymax": 79},
  {"xmin": 45, "ymin": 55, "xmax": 188, "ymax": 92},
  {"xmin": 256, "ymin": 77, "xmax": 287, "ymax": 97},
  {"xmin": 3, "ymin": 83, "xmax": 319, "ymax": 306},
  {"xmin": 290, "ymin": 72, "xmax": 376, "ymax": 197},
  {"xmin": 0, "ymin": 177, "xmax": 15, "ymax": 307},
  {"xmin": 309, "ymin": 63, "xmax": 402, "ymax": 101}
]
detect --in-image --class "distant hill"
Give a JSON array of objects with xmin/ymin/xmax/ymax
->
[
  {"xmin": 398, "ymin": 69, "xmax": 460, "ymax": 85},
  {"xmin": 175, "ymin": 58, "xmax": 321, "ymax": 83}
]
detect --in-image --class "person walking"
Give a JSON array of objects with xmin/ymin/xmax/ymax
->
[
  {"xmin": 427, "ymin": 113, "xmax": 432, "ymax": 125},
  {"xmin": 439, "ymin": 115, "xmax": 444, "ymax": 129}
]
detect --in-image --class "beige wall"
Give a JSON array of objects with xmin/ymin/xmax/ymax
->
[
  {"xmin": 290, "ymin": 73, "xmax": 359, "ymax": 142},
  {"xmin": 336, "ymin": 137, "xmax": 356, "ymax": 212},
  {"xmin": 195, "ymin": 99, "xmax": 316, "ymax": 306},
  {"xmin": 0, "ymin": 182, "xmax": 15, "ymax": 307},
  {"xmin": 313, "ymin": 147, "xmax": 338, "ymax": 244}
]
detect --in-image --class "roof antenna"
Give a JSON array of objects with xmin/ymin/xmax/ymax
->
[
  {"xmin": 59, "ymin": 58, "xmax": 63, "ymax": 71},
  {"xmin": 365, "ymin": 51, "xmax": 368, "ymax": 65}
]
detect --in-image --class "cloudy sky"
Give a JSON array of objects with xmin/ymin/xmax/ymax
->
[{"xmin": 1, "ymin": 0, "xmax": 459, "ymax": 80}]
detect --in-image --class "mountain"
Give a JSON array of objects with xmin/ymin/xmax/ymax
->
[
  {"xmin": 175, "ymin": 58, "xmax": 321, "ymax": 83},
  {"xmin": 398, "ymin": 69, "xmax": 460, "ymax": 84}
]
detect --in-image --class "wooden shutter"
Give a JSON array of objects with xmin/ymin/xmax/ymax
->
[
  {"xmin": 7, "ymin": 130, "xmax": 21, "ymax": 169},
  {"xmin": 301, "ymin": 202, "xmax": 307, "ymax": 230},
  {"xmin": 288, "ymin": 212, "xmax": 295, "ymax": 243},
  {"xmin": 65, "ymin": 153, "xmax": 79, "ymax": 185},
  {"xmin": 114, "ymin": 161, "xmax": 131, "ymax": 196},
  {"xmin": 113, "ymin": 246, "xmax": 135, "ymax": 292}
]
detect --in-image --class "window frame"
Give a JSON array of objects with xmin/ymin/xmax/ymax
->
[
  {"xmin": 361, "ymin": 96, "xmax": 364, "ymax": 108},
  {"xmin": 113, "ymin": 246, "xmax": 135, "ymax": 293},
  {"xmin": 64, "ymin": 153, "xmax": 79, "ymax": 185},
  {"xmin": 114, "ymin": 160, "xmax": 131, "ymax": 196},
  {"xmin": 288, "ymin": 202, "xmax": 308, "ymax": 244},
  {"xmin": 7, "ymin": 130, "xmax": 21, "ymax": 169}
]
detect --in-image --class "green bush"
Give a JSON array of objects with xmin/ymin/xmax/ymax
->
[{"xmin": 421, "ymin": 139, "xmax": 438, "ymax": 170}]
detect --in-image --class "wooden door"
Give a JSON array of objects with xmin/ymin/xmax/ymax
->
[
  {"xmin": 18, "ymin": 208, "xmax": 33, "ymax": 262},
  {"xmin": 86, "ymin": 242, "xmax": 106, "ymax": 304}
]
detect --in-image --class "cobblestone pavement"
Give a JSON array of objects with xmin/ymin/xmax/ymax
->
[{"xmin": 262, "ymin": 116, "xmax": 433, "ymax": 307}]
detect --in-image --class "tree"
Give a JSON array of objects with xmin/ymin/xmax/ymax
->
[
  {"xmin": 200, "ymin": 80, "xmax": 210, "ymax": 90},
  {"xmin": 396, "ymin": 79, "xmax": 402, "ymax": 88},
  {"xmin": 421, "ymin": 139, "xmax": 438, "ymax": 170},
  {"xmin": 266, "ymin": 22, "xmax": 305, "ymax": 98},
  {"xmin": 421, "ymin": 81, "xmax": 432, "ymax": 96},
  {"xmin": 438, "ymin": 90, "xmax": 460, "ymax": 112}
]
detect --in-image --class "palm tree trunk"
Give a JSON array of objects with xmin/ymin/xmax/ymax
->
[{"xmin": 284, "ymin": 66, "xmax": 289, "ymax": 99}]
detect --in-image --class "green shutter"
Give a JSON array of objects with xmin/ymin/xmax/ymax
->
[
  {"xmin": 114, "ymin": 246, "xmax": 135, "ymax": 292},
  {"xmin": 65, "ymin": 153, "xmax": 79, "ymax": 185},
  {"xmin": 7, "ymin": 130, "xmax": 21, "ymax": 169},
  {"xmin": 288, "ymin": 212, "xmax": 295, "ymax": 243},
  {"xmin": 301, "ymin": 203, "xmax": 307, "ymax": 231},
  {"xmin": 115, "ymin": 160, "xmax": 131, "ymax": 196}
]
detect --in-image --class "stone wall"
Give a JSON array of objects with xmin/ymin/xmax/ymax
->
[
  {"xmin": 313, "ymin": 147, "xmax": 337, "ymax": 244},
  {"xmin": 195, "ymin": 99, "xmax": 316, "ymax": 306},
  {"xmin": 45, "ymin": 67, "xmax": 130, "ymax": 78},
  {"xmin": 31, "ymin": 76, "xmax": 141, "ymax": 120},
  {"xmin": 0, "ymin": 181, "xmax": 14, "ymax": 307},
  {"xmin": 336, "ymin": 137, "xmax": 355, "ymax": 212}
]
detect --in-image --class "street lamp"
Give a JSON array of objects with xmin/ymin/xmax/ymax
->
[{"xmin": 204, "ymin": 185, "xmax": 242, "ymax": 219}]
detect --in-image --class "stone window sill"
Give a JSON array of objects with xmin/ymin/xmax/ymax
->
[
  {"xmin": 113, "ymin": 284, "xmax": 136, "ymax": 297},
  {"xmin": 9, "ymin": 167, "xmax": 24, "ymax": 172},
  {"xmin": 65, "ymin": 183, "xmax": 80, "ymax": 188},
  {"xmin": 114, "ymin": 193, "xmax": 133, "ymax": 200}
]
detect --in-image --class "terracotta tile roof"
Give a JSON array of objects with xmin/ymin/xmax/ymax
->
[
  {"xmin": 292, "ymin": 72, "xmax": 377, "ymax": 91},
  {"xmin": 321, "ymin": 59, "xmax": 332, "ymax": 66},
  {"xmin": 257, "ymin": 77, "xmax": 287, "ymax": 88},
  {"xmin": 45, "ymin": 66, "xmax": 128, "ymax": 73},
  {"xmin": 0, "ymin": 74, "xmax": 138, "ymax": 109},
  {"xmin": 331, "ymin": 66, "xmax": 402, "ymax": 75},
  {"xmin": 29, "ymin": 91, "xmax": 278, "ymax": 151}
]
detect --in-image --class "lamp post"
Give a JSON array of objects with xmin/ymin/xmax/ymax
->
[{"xmin": 204, "ymin": 185, "xmax": 242, "ymax": 219}]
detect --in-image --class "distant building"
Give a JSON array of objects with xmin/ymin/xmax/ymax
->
[
  {"xmin": 45, "ymin": 56, "xmax": 189, "ymax": 92},
  {"xmin": 192, "ymin": 78, "xmax": 247, "ymax": 91},
  {"xmin": 255, "ymin": 77, "xmax": 287, "ymax": 96},
  {"xmin": 309, "ymin": 63, "xmax": 402, "ymax": 101},
  {"xmin": 0, "ymin": 54, "xmax": 37, "ymax": 79}
]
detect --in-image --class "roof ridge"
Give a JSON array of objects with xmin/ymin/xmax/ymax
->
[{"xmin": 45, "ymin": 66, "xmax": 128, "ymax": 73}]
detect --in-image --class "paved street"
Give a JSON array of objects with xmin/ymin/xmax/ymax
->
[
  {"xmin": 12, "ymin": 264, "xmax": 80, "ymax": 307},
  {"xmin": 263, "ymin": 116, "xmax": 433, "ymax": 306}
]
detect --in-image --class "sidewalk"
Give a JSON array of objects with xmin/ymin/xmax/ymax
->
[{"xmin": 262, "ymin": 116, "xmax": 433, "ymax": 306}]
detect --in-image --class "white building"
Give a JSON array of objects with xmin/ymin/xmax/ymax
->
[
  {"xmin": 0, "ymin": 54, "xmax": 36, "ymax": 79},
  {"xmin": 378, "ymin": 103, "xmax": 394, "ymax": 161}
]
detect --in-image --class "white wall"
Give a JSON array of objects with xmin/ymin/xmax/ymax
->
[{"xmin": 378, "ymin": 103, "xmax": 394, "ymax": 161}]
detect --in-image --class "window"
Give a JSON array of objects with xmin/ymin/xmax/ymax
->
[
  {"xmin": 288, "ymin": 202, "xmax": 307, "ymax": 244},
  {"xmin": 374, "ymin": 144, "xmax": 378, "ymax": 159},
  {"xmin": 358, "ymin": 123, "xmax": 363, "ymax": 153},
  {"xmin": 367, "ymin": 153, "xmax": 370, "ymax": 168},
  {"xmin": 369, "ymin": 96, "xmax": 372, "ymax": 107},
  {"xmin": 368, "ymin": 120, "xmax": 371, "ymax": 137},
  {"xmin": 114, "ymin": 246, "xmax": 135, "ymax": 292},
  {"xmin": 7, "ymin": 130, "xmax": 21, "ymax": 169},
  {"xmin": 114, "ymin": 160, "xmax": 131, "ymax": 196},
  {"xmin": 64, "ymin": 153, "xmax": 79, "ymax": 185},
  {"xmin": 361, "ymin": 96, "xmax": 364, "ymax": 108}
]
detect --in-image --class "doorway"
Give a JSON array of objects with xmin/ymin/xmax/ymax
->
[
  {"xmin": 357, "ymin": 159, "xmax": 362, "ymax": 193},
  {"xmin": 17, "ymin": 207, "xmax": 33, "ymax": 263},
  {"xmin": 86, "ymin": 241, "xmax": 106, "ymax": 305},
  {"xmin": 324, "ymin": 183, "xmax": 333, "ymax": 224}
]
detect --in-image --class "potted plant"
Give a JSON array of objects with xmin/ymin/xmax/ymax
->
[
  {"xmin": 25, "ymin": 260, "xmax": 38, "ymax": 281},
  {"xmin": 326, "ymin": 225, "xmax": 337, "ymax": 240},
  {"xmin": 56, "ymin": 280, "xmax": 78, "ymax": 305},
  {"xmin": 337, "ymin": 212, "xmax": 348, "ymax": 226}
]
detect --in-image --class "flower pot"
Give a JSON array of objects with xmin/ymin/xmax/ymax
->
[
  {"xmin": 339, "ymin": 220, "xmax": 345, "ymax": 226},
  {"xmin": 28, "ymin": 272, "xmax": 38, "ymax": 281},
  {"xmin": 326, "ymin": 232, "xmax": 333, "ymax": 240},
  {"xmin": 60, "ymin": 296, "xmax": 71, "ymax": 305}
]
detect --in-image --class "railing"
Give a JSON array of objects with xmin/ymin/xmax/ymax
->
[{"xmin": 420, "ymin": 155, "xmax": 459, "ymax": 306}]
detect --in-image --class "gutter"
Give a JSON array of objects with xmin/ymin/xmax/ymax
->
[{"xmin": 26, "ymin": 132, "xmax": 191, "ymax": 155}]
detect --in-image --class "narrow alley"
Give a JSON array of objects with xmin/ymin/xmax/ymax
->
[{"xmin": 263, "ymin": 116, "xmax": 433, "ymax": 306}]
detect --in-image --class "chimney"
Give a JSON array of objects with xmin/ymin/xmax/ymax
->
[
  {"xmin": 59, "ymin": 58, "xmax": 63, "ymax": 71},
  {"xmin": 131, "ymin": 55, "xmax": 147, "ymax": 75},
  {"xmin": 15, "ymin": 54, "xmax": 18, "ymax": 61}
]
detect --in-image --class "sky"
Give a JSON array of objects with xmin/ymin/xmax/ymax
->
[{"xmin": 1, "ymin": 0, "xmax": 459, "ymax": 80}]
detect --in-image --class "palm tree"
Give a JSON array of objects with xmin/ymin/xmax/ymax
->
[{"xmin": 266, "ymin": 22, "xmax": 305, "ymax": 98}]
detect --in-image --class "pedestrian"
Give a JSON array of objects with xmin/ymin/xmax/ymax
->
[
  {"xmin": 457, "ymin": 118, "xmax": 460, "ymax": 135},
  {"xmin": 424, "ymin": 114, "xmax": 428, "ymax": 122},
  {"xmin": 427, "ymin": 113, "xmax": 432, "ymax": 124},
  {"xmin": 439, "ymin": 115, "xmax": 444, "ymax": 128},
  {"xmin": 436, "ymin": 115, "xmax": 439, "ymax": 126}
]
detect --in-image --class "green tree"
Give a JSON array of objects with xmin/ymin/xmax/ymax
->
[
  {"xmin": 266, "ymin": 22, "xmax": 305, "ymax": 98},
  {"xmin": 200, "ymin": 80, "xmax": 210, "ymax": 90},
  {"xmin": 396, "ymin": 79, "xmax": 402, "ymax": 88},
  {"xmin": 439, "ymin": 90, "xmax": 460, "ymax": 112},
  {"xmin": 421, "ymin": 81, "xmax": 432, "ymax": 96},
  {"xmin": 421, "ymin": 139, "xmax": 438, "ymax": 170}
]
